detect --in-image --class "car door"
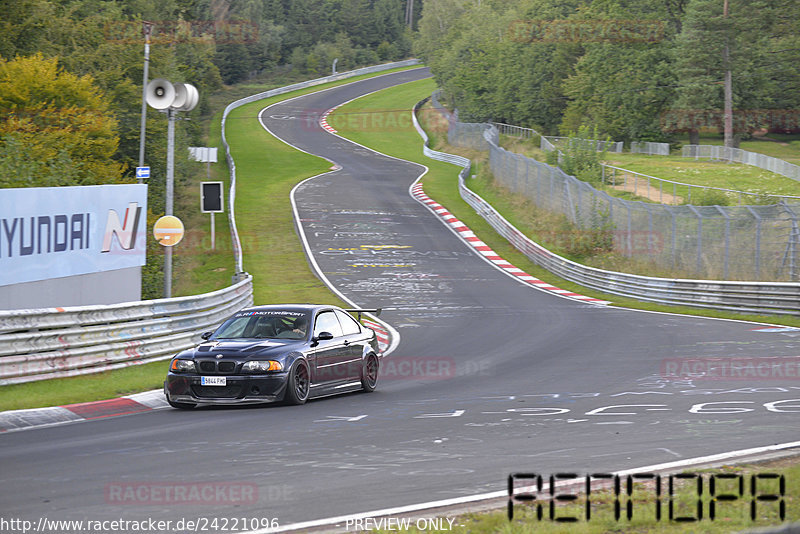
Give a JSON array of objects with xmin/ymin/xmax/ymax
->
[
  {"xmin": 335, "ymin": 309, "xmax": 367, "ymax": 379},
  {"xmin": 310, "ymin": 310, "xmax": 348, "ymax": 385}
]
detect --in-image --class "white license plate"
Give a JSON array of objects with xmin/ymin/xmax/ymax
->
[{"xmin": 201, "ymin": 376, "xmax": 226, "ymax": 386}]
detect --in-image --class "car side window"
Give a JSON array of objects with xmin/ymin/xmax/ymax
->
[
  {"xmin": 313, "ymin": 311, "xmax": 343, "ymax": 338},
  {"xmin": 335, "ymin": 310, "xmax": 362, "ymax": 336}
]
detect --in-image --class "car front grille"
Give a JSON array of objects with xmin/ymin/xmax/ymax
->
[
  {"xmin": 218, "ymin": 361, "xmax": 236, "ymax": 373},
  {"xmin": 191, "ymin": 385, "xmax": 243, "ymax": 399},
  {"xmin": 197, "ymin": 360, "xmax": 238, "ymax": 374}
]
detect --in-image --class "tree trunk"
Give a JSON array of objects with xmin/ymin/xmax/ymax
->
[{"xmin": 723, "ymin": 0, "xmax": 734, "ymax": 148}]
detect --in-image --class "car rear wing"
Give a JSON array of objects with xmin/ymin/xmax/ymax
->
[{"xmin": 345, "ymin": 308, "xmax": 382, "ymax": 322}]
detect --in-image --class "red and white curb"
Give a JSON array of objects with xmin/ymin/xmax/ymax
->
[
  {"xmin": 320, "ymin": 105, "xmax": 339, "ymax": 133},
  {"xmin": 0, "ymin": 389, "xmax": 167, "ymax": 433},
  {"xmin": 410, "ymin": 182, "xmax": 610, "ymax": 305},
  {"xmin": 362, "ymin": 319, "xmax": 390, "ymax": 354}
]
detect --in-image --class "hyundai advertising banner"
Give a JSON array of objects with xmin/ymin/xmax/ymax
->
[{"xmin": 0, "ymin": 184, "xmax": 147, "ymax": 286}]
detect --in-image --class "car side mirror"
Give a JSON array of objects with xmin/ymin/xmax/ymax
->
[
  {"xmin": 314, "ymin": 331, "xmax": 334, "ymax": 342},
  {"xmin": 201, "ymin": 331, "xmax": 213, "ymax": 341}
]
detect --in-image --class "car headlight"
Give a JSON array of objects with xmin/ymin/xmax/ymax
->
[
  {"xmin": 242, "ymin": 360, "xmax": 283, "ymax": 373},
  {"xmin": 170, "ymin": 359, "xmax": 196, "ymax": 372}
]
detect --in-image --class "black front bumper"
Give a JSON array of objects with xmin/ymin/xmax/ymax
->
[{"xmin": 165, "ymin": 372, "xmax": 289, "ymax": 405}]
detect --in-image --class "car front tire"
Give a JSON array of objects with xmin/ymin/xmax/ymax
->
[{"xmin": 284, "ymin": 361, "xmax": 310, "ymax": 405}]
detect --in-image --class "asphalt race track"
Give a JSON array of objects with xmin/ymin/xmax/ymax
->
[{"xmin": 2, "ymin": 67, "xmax": 799, "ymax": 530}]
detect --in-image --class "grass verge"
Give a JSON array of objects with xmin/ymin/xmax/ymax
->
[{"xmin": 0, "ymin": 65, "xmax": 421, "ymax": 412}]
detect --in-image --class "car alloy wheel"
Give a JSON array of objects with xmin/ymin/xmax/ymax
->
[{"xmin": 285, "ymin": 361, "xmax": 310, "ymax": 405}]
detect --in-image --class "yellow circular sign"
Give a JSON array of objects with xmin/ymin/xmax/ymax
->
[{"xmin": 153, "ymin": 215, "xmax": 185, "ymax": 247}]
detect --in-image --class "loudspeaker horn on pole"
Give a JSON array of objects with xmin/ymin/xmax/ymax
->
[
  {"xmin": 172, "ymin": 83, "xmax": 199, "ymax": 112},
  {"xmin": 146, "ymin": 78, "xmax": 176, "ymax": 110}
]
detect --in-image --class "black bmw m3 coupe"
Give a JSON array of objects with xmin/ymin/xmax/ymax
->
[{"xmin": 164, "ymin": 304, "xmax": 381, "ymax": 409}]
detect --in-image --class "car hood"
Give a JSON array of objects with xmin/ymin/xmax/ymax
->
[{"xmin": 179, "ymin": 339, "xmax": 304, "ymax": 360}]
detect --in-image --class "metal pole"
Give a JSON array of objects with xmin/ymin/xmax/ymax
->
[
  {"xmin": 723, "ymin": 0, "xmax": 734, "ymax": 148},
  {"xmin": 671, "ymin": 207, "xmax": 677, "ymax": 269},
  {"xmin": 746, "ymin": 206, "xmax": 761, "ymax": 279},
  {"xmin": 164, "ymin": 108, "xmax": 175, "ymax": 298},
  {"xmin": 211, "ymin": 212, "xmax": 215, "ymax": 251},
  {"xmin": 138, "ymin": 22, "xmax": 153, "ymax": 184},
  {"xmin": 688, "ymin": 205, "xmax": 703, "ymax": 276},
  {"xmin": 627, "ymin": 205, "xmax": 632, "ymax": 256},
  {"xmin": 207, "ymin": 160, "xmax": 214, "ymax": 251},
  {"xmin": 716, "ymin": 206, "xmax": 730, "ymax": 278}
]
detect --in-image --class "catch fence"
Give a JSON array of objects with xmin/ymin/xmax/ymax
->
[{"xmin": 434, "ymin": 101, "xmax": 800, "ymax": 281}]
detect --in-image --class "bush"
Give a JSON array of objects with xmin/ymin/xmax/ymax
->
[
  {"xmin": 551, "ymin": 125, "xmax": 608, "ymax": 184},
  {"xmin": 685, "ymin": 188, "xmax": 731, "ymax": 206}
]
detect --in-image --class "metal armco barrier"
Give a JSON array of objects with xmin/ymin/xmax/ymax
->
[
  {"xmin": 0, "ymin": 275, "xmax": 253, "ymax": 384},
  {"xmin": 413, "ymin": 98, "xmax": 800, "ymax": 316}
]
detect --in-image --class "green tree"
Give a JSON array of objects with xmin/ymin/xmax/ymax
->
[
  {"xmin": 0, "ymin": 54, "xmax": 125, "ymax": 187},
  {"xmin": 672, "ymin": 0, "xmax": 799, "ymax": 144},
  {"xmin": 0, "ymin": 0, "xmax": 58, "ymax": 59},
  {"xmin": 417, "ymin": 0, "xmax": 583, "ymax": 131},
  {"xmin": 557, "ymin": 1, "xmax": 679, "ymax": 142}
]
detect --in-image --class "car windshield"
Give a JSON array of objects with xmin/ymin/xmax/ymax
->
[{"xmin": 213, "ymin": 311, "xmax": 310, "ymax": 341}]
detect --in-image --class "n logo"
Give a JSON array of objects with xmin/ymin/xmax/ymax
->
[{"xmin": 101, "ymin": 202, "xmax": 142, "ymax": 252}]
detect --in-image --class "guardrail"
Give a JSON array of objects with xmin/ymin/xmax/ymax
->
[
  {"xmin": 0, "ymin": 275, "xmax": 253, "ymax": 385},
  {"xmin": 413, "ymin": 97, "xmax": 800, "ymax": 316},
  {"xmin": 221, "ymin": 59, "xmax": 422, "ymax": 274}
]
